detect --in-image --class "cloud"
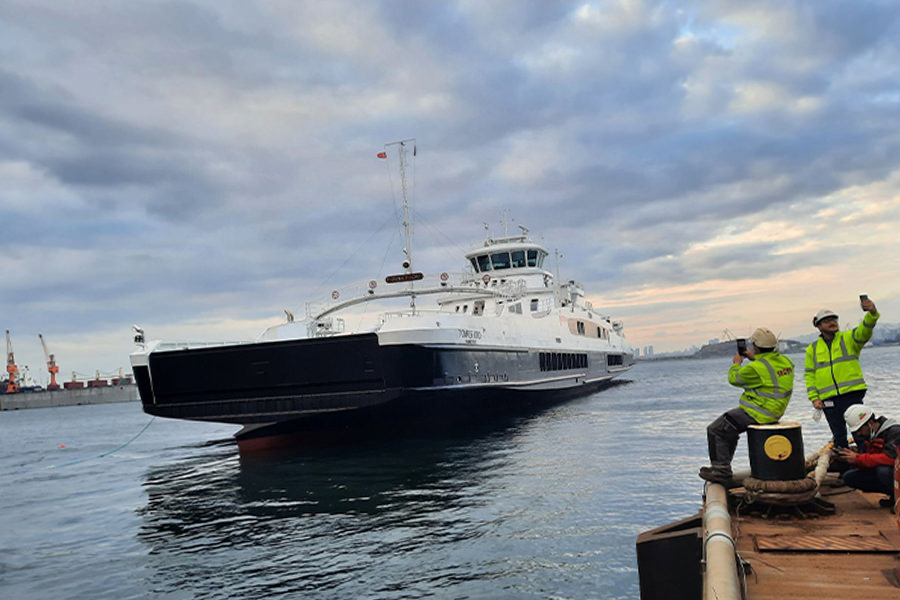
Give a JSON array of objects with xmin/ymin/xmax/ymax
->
[{"xmin": 2, "ymin": 0, "xmax": 900, "ymax": 378}]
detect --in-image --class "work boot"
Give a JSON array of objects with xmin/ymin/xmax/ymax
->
[{"xmin": 699, "ymin": 466, "xmax": 732, "ymax": 484}]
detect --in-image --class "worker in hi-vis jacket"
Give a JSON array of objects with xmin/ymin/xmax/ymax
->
[
  {"xmin": 700, "ymin": 328, "xmax": 794, "ymax": 484},
  {"xmin": 805, "ymin": 297, "xmax": 879, "ymax": 449},
  {"xmin": 835, "ymin": 404, "xmax": 900, "ymax": 509}
]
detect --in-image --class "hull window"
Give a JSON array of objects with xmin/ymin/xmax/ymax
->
[
  {"xmin": 539, "ymin": 352, "xmax": 588, "ymax": 371},
  {"xmin": 607, "ymin": 354, "xmax": 623, "ymax": 366}
]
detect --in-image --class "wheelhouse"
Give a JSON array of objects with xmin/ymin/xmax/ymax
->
[{"xmin": 466, "ymin": 235, "xmax": 549, "ymax": 274}]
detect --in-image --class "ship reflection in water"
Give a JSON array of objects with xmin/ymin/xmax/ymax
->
[{"xmin": 138, "ymin": 409, "xmax": 577, "ymax": 598}]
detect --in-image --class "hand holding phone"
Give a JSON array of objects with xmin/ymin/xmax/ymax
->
[
  {"xmin": 736, "ymin": 338, "xmax": 747, "ymax": 356},
  {"xmin": 859, "ymin": 294, "xmax": 876, "ymax": 314}
]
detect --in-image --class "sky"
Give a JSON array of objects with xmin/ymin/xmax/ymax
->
[{"xmin": 2, "ymin": 0, "xmax": 900, "ymax": 382}]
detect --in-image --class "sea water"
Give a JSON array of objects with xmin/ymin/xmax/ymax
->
[{"xmin": 2, "ymin": 346, "xmax": 898, "ymax": 599}]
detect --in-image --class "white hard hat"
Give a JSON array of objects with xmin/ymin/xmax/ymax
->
[
  {"xmin": 749, "ymin": 327, "xmax": 777, "ymax": 349},
  {"xmin": 813, "ymin": 309, "xmax": 839, "ymax": 326},
  {"xmin": 844, "ymin": 404, "xmax": 874, "ymax": 433}
]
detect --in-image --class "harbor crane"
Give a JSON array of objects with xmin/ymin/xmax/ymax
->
[
  {"xmin": 39, "ymin": 333, "xmax": 60, "ymax": 391},
  {"xmin": 5, "ymin": 330, "xmax": 19, "ymax": 393}
]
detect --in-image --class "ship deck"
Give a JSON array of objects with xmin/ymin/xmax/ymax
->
[{"xmin": 733, "ymin": 474, "xmax": 900, "ymax": 599}]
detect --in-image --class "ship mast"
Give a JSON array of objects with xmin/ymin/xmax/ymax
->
[{"xmin": 384, "ymin": 138, "xmax": 417, "ymax": 310}]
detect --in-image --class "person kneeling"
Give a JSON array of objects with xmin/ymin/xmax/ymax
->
[{"xmin": 835, "ymin": 404, "xmax": 900, "ymax": 509}]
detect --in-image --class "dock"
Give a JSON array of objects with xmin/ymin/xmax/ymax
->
[
  {"xmin": 637, "ymin": 468, "xmax": 900, "ymax": 599},
  {"xmin": 733, "ymin": 473, "xmax": 900, "ymax": 599},
  {"xmin": 0, "ymin": 384, "xmax": 138, "ymax": 411}
]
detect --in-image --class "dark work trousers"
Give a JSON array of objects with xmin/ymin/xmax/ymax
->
[
  {"xmin": 707, "ymin": 407, "xmax": 758, "ymax": 473},
  {"xmin": 842, "ymin": 465, "xmax": 895, "ymax": 500},
  {"xmin": 822, "ymin": 389, "xmax": 867, "ymax": 448}
]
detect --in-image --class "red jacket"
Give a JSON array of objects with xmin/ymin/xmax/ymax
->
[{"xmin": 853, "ymin": 417, "xmax": 900, "ymax": 469}]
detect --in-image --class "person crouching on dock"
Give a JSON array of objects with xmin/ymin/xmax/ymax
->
[
  {"xmin": 700, "ymin": 328, "xmax": 795, "ymax": 484},
  {"xmin": 834, "ymin": 404, "xmax": 900, "ymax": 509}
]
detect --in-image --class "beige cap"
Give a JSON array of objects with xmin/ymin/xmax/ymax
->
[
  {"xmin": 813, "ymin": 309, "xmax": 838, "ymax": 326},
  {"xmin": 749, "ymin": 327, "xmax": 777, "ymax": 349}
]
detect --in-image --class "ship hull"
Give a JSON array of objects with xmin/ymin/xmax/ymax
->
[{"xmin": 132, "ymin": 332, "xmax": 632, "ymax": 435}]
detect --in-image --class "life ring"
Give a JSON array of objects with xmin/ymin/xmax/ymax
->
[
  {"xmin": 440, "ymin": 272, "xmax": 449, "ymax": 282},
  {"xmin": 482, "ymin": 274, "xmax": 491, "ymax": 284},
  {"xmin": 331, "ymin": 290, "xmax": 340, "ymax": 300}
]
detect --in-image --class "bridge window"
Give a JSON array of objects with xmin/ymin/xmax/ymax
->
[
  {"xmin": 527, "ymin": 249, "xmax": 538, "ymax": 267},
  {"xmin": 511, "ymin": 250, "xmax": 526, "ymax": 268},
  {"xmin": 470, "ymin": 257, "xmax": 479, "ymax": 272},
  {"xmin": 491, "ymin": 252, "xmax": 511, "ymax": 270},
  {"xmin": 477, "ymin": 255, "xmax": 492, "ymax": 272}
]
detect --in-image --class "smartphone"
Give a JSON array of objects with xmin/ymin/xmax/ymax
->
[
  {"xmin": 859, "ymin": 294, "xmax": 869, "ymax": 302},
  {"xmin": 736, "ymin": 338, "xmax": 747, "ymax": 355}
]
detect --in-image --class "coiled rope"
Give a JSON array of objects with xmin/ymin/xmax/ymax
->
[{"xmin": 742, "ymin": 475, "xmax": 819, "ymax": 505}]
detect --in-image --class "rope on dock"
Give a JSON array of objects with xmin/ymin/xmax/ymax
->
[{"xmin": 742, "ymin": 475, "xmax": 818, "ymax": 505}]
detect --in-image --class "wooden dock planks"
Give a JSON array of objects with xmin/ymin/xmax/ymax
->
[{"xmin": 733, "ymin": 482, "xmax": 900, "ymax": 599}]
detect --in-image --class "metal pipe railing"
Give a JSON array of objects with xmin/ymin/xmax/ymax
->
[{"xmin": 703, "ymin": 482, "xmax": 741, "ymax": 600}]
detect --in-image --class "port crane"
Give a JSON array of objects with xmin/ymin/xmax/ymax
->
[
  {"xmin": 39, "ymin": 333, "xmax": 60, "ymax": 391},
  {"xmin": 5, "ymin": 330, "xmax": 19, "ymax": 393}
]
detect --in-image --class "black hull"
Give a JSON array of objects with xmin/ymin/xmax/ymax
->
[
  {"xmin": 232, "ymin": 378, "xmax": 621, "ymax": 444},
  {"xmin": 134, "ymin": 333, "xmax": 632, "ymax": 432}
]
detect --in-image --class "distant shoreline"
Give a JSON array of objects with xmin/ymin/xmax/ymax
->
[{"xmin": 636, "ymin": 340, "xmax": 900, "ymax": 363}]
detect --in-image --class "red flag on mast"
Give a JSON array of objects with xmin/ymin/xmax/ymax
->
[{"xmin": 377, "ymin": 151, "xmax": 387, "ymax": 159}]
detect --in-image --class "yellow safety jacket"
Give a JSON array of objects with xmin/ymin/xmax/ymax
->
[
  {"xmin": 728, "ymin": 351, "xmax": 795, "ymax": 424},
  {"xmin": 804, "ymin": 312, "xmax": 879, "ymax": 403}
]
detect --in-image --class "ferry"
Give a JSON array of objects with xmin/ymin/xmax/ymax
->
[{"xmin": 129, "ymin": 140, "xmax": 634, "ymax": 445}]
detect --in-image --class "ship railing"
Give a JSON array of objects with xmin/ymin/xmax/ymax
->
[
  {"xmin": 305, "ymin": 272, "xmax": 471, "ymax": 312},
  {"xmin": 151, "ymin": 340, "xmax": 254, "ymax": 351},
  {"xmin": 380, "ymin": 308, "xmax": 445, "ymax": 321},
  {"xmin": 307, "ymin": 283, "xmax": 507, "ymax": 322}
]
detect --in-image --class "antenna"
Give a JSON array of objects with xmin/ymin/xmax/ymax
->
[{"xmin": 384, "ymin": 138, "xmax": 417, "ymax": 311}]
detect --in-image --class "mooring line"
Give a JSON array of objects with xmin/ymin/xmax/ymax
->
[{"xmin": 47, "ymin": 416, "xmax": 156, "ymax": 469}]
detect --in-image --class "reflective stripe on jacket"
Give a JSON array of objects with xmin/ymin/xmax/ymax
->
[
  {"xmin": 729, "ymin": 351, "xmax": 795, "ymax": 424},
  {"xmin": 804, "ymin": 311, "xmax": 878, "ymax": 402}
]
